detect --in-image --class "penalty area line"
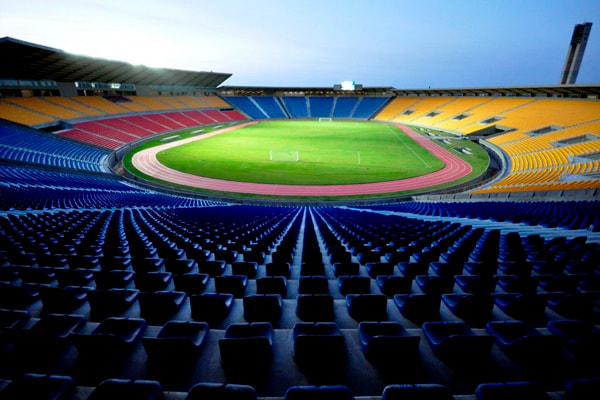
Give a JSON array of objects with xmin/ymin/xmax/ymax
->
[{"xmin": 386, "ymin": 125, "xmax": 431, "ymax": 168}]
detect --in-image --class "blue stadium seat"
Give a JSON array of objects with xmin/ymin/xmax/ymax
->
[
  {"xmin": 190, "ymin": 293, "xmax": 234, "ymax": 323},
  {"xmin": 138, "ymin": 291, "xmax": 187, "ymax": 325},
  {"xmin": 442, "ymin": 293, "xmax": 494, "ymax": 326},
  {"xmin": 358, "ymin": 321, "xmax": 420, "ymax": 363},
  {"xmin": 88, "ymin": 378, "xmax": 164, "ymax": 400},
  {"xmin": 475, "ymin": 381, "xmax": 551, "ymax": 400},
  {"xmin": 72, "ymin": 317, "xmax": 147, "ymax": 360},
  {"xmin": 381, "ymin": 383, "xmax": 453, "ymax": 400},
  {"xmin": 186, "ymin": 383, "xmax": 257, "ymax": 400},
  {"xmin": 87, "ymin": 288, "xmax": 139, "ymax": 321},
  {"xmin": 565, "ymin": 377, "xmax": 600, "ymax": 400},
  {"xmin": 298, "ymin": 276, "xmax": 329, "ymax": 294},
  {"xmin": 142, "ymin": 321, "xmax": 209, "ymax": 365},
  {"xmin": 293, "ymin": 322, "xmax": 346, "ymax": 367},
  {"xmin": 296, "ymin": 294, "xmax": 334, "ymax": 322},
  {"xmin": 423, "ymin": 321, "xmax": 494, "ymax": 362},
  {"xmin": 243, "ymin": 294, "xmax": 283, "ymax": 322},
  {"xmin": 215, "ymin": 275, "xmax": 248, "ymax": 298},
  {"xmin": 376, "ymin": 275, "xmax": 412, "ymax": 297},
  {"xmin": 366, "ymin": 262, "xmax": 394, "ymax": 278},
  {"xmin": 0, "ymin": 373, "xmax": 75, "ymax": 400},
  {"xmin": 346, "ymin": 294, "xmax": 388, "ymax": 321},
  {"xmin": 332, "ymin": 97, "xmax": 359, "ymax": 118},
  {"xmin": 352, "ymin": 97, "xmax": 389, "ymax": 119},
  {"xmin": 223, "ymin": 96, "xmax": 267, "ymax": 119},
  {"xmin": 486, "ymin": 320, "xmax": 565, "ymax": 361},
  {"xmin": 281, "ymin": 97, "xmax": 309, "ymax": 118},
  {"xmin": 338, "ymin": 276, "xmax": 371, "ymax": 295},
  {"xmin": 333, "ymin": 262, "xmax": 359, "ymax": 277},
  {"xmin": 285, "ymin": 385, "xmax": 354, "ymax": 400},
  {"xmin": 256, "ymin": 276, "xmax": 287, "ymax": 296},
  {"xmin": 546, "ymin": 319, "xmax": 600, "ymax": 360},
  {"xmin": 218, "ymin": 322, "xmax": 274, "ymax": 370},
  {"xmin": 252, "ymin": 96, "xmax": 287, "ymax": 118},
  {"xmin": 394, "ymin": 294, "xmax": 440, "ymax": 324}
]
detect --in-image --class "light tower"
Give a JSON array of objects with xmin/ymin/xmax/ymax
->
[{"xmin": 559, "ymin": 22, "xmax": 592, "ymax": 85}]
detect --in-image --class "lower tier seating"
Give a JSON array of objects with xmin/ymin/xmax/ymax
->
[{"xmin": 0, "ymin": 187, "xmax": 599, "ymax": 397}]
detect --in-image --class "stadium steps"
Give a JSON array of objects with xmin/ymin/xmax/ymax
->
[
  {"xmin": 37, "ymin": 97, "xmax": 88, "ymax": 119},
  {"xmin": 502, "ymin": 116, "xmax": 600, "ymax": 147},
  {"xmin": 349, "ymin": 97, "xmax": 362, "ymax": 118},
  {"xmin": 1, "ymin": 100, "xmax": 59, "ymax": 122},
  {"xmin": 305, "ymin": 97, "xmax": 311, "ymax": 118},
  {"xmin": 432, "ymin": 97, "xmax": 498, "ymax": 127},
  {"xmin": 367, "ymin": 96, "xmax": 394, "ymax": 120},
  {"xmin": 391, "ymin": 97, "xmax": 426, "ymax": 120},
  {"xmin": 275, "ymin": 97, "xmax": 291, "ymax": 118},
  {"xmin": 72, "ymin": 125, "xmax": 128, "ymax": 145},
  {"xmin": 248, "ymin": 97, "xmax": 270, "ymax": 118},
  {"xmin": 457, "ymin": 98, "xmax": 539, "ymax": 133},
  {"xmin": 141, "ymin": 114, "xmax": 173, "ymax": 131},
  {"xmin": 405, "ymin": 97, "xmax": 458, "ymax": 124},
  {"xmin": 160, "ymin": 113, "xmax": 189, "ymax": 128},
  {"xmin": 94, "ymin": 121, "xmax": 143, "ymax": 139},
  {"xmin": 69, "ymin": 97, "xmax": 113, "ymax": 116},
  {"xmin": 330, "ymin": 97, "xmax": 337, "ymax": 118}
]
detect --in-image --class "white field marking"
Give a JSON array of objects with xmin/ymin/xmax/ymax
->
[{"xmin": 386, "ymin": 124, "xmax": 431, "ymax": 168}]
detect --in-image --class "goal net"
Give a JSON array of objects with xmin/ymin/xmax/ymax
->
[
  {"xmin": 269, "ymin": 150, "xmax": 299, "ymax": 162},
  {"xmin": 318, "ymin": 117, "xmax": 333, "ymax": 123}
]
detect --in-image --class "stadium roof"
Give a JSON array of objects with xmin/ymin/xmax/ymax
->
[
  {"xmin": 0, "ymin": 37, "xmax": 231, "ymax": 88},
  {"xmin": 219, "ymin": 84, "xmax": 600, "ymax": 98},
  {"xmin": 392, "ymin": 84, "xmax": 600, "ymax": 97}
]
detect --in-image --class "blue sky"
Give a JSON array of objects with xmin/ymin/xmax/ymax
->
[{"xmin": 1, "ymin": 0, "xmax": 598, "ymax": 88}]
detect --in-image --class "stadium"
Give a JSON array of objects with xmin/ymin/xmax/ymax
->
[{"xmin": 0, "ymin": 5, "xmax": 600, "ymax": 399}]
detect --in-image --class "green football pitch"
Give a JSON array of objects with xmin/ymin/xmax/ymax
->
[{"xmin": 155, "ymin": 120, "xmax": 445, "ymax": 185}]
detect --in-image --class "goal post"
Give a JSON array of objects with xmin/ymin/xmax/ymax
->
[
  {"xmin": 318, "ymin": 117, "xmax": 332, "ymax": 123},
  {"xmin": 269, "ymin": 150, "xmax": 299, "ymax": 162}
]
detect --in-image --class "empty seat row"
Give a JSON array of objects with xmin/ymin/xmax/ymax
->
[{"xmin": 2, "ymin": 374, "xmax": 599, "ymax": 399}]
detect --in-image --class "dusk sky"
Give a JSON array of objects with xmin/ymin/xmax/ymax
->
[{"xmin": 1, "ymin": 0, "xmax": 598, "ymax": 88}]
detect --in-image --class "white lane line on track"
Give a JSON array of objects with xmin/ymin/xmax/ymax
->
[{"xmin": 386, "ymin": 124, "xmax": 431, "ymax": 168}]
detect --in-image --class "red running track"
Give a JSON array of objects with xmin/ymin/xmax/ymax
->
[{"xmin": 132, "ymin": 122, "xmax": 472, "ymax": 196}]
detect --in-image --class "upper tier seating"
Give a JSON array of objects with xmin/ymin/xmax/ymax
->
[
  {"xmin": 281, "ymin": 96, "xmax": 309, "ymax": 118},
  {"xmin": 224, "ymin": 96, "xmax": 267, "ymax": 119},
  {"xmin": 308, "ymin": 96, "xmax": 334, "ymax": 118},
  {"xmin": 352, "ymin": 97, "xmax": 389, "ymax": 119},
  {"xmin": 0, "ymin": 101, "xmax": 56, "ymax": 125},
  {"xmin": 3, "ymin": 97, "xmax": 85, "ymax": 120},
  {"xmin": 252, "ymin": 96, "xmax": 287, "ymax": 118},
  {"xmin": 332, "ymin": 97, "xmax": 359, "ymax": 118},
  {"xmin": 227, "ymin": 96, "xmax": 390, "ymax": 120},
  {"xmin": 0, "ymin": 95, "xmax": 235, "ymax": 126}
]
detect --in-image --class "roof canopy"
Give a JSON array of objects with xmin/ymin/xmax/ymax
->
[
  {"xmin": 392, "ymin": 84, "xmax": 600, "ymax": 97},
  {"xmin": 0, "ymin": 37, "xmax": 230, "ymax": 88}
]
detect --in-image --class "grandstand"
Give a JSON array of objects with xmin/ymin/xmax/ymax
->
[{"xmin": 0, "ymin": 36, "xmax": 600, "ymax": 399}]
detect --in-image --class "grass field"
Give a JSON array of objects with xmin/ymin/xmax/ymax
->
[{"xmin": 155, "ymin": 121, "xmax": 445, "ymax": 185}]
